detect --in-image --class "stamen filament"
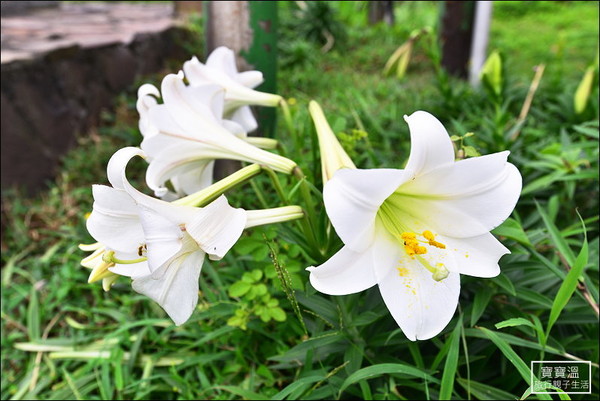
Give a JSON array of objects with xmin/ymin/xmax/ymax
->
[{"xmin": 102, "ymin": 251, "xmax": 147, "ymax": 265}]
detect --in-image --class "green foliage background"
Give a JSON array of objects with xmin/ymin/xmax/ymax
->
[{"xmin": 2, "ymin": 1, "xmax": 598, "ymax": 400}]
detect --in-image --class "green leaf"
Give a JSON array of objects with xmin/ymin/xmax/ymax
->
[
  {"xmin": 463, "ymin": 145, "xmax": 481, "ymax": 157},
  {"xmin": 516, "ymin": 288, "xmax": 554, "ymax": 309},
  {"xmin": 440, "ymin": 318, "xmax": 462, "ymax": 400},
  {"xmin": 27, "ymin": 287, "xmax": 40, "ymax": 341},
  {"xmin": 228, "ymin": 281, "xmax": 251, "ymax": 298},
  {"xmin": 255, "ymin": 283, "xmax": 268, "ymax": 297},
  {"xmin": 268, "ymin": 332, "xmax": 345, "ymax": 364},
  {"xmin": 338, "ymin": 363, "xmax": 438, "ymax": 395},
  {"xmin": 477, "ymin": 327, "xmax": 531, "ymax": 383},
  {"xmin": 491, "ymin": 273, "xmax": 516, "ymax": 296},
  {"xmin": 471, "ymin": 286, "xmax": 493, "ymax": 327},
  {"xmin": 344, "ymin": 342, "xmax": 364, "ymax": 375},
  {"xmin": 495, "ymin": 317, "xmax": 536, "ymax": 330},
  {"xmin": 492, "ymin": 218, "xmax": 531, "ymax": 246},
  {"xmin": 547, "ymin": 218, "xmax": 589, "ymax": 335},
  {"xmin": 456, "ymin": 378, "xmax": 516, "ymax": 400},
  {"xmin": 250, "ymin": 269, "xmax": 263, "ymax": 281},
  {"xmin": 522, "ymin": 171, "xmax": 567, "ymax": 196},
  {"xmin": 269, "ymin": 307, "xmax": 287, "ymax": 322},
  {"xmin": 271, "ymin": 375, "xmax": 324, "ymax": 400},
  {"xmin": 212, "ymin": 385, "xmax": 265, "ymax": 400},
  {"xmin": 535, "ymin": 201, "xmax": 576, "ymax": 265}
]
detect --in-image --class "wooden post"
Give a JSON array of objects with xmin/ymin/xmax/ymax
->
[
  {"xmin": 205, "ymin": 1, "xmax": 252, "ymax": 69},
  {"xmin": 439, "ymin": 1, "xmax": 476, "ymax": 79},
  {"xmin": 368, "ymin": 1, "xmax": 395, "ymax": 26}
]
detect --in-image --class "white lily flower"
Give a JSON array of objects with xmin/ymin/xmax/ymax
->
[
  {"xmin": 183, "ymin": 46, "xmax": 282, "ymax": 132},
  {"xmin": 85, "ymin": 147, "xmax": 302, "ymax": 325},
  {"xmin": 307, "ymin": 110, "xmax": 522, "ymax": 340},
  {"xmin": 136, "ymin": 72, "xmax": 296, "ymax": 198}
]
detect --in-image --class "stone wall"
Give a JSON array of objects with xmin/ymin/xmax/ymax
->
[{"xmin": 1, "ymin": 22, "xmax": 194, "ymax": 193}]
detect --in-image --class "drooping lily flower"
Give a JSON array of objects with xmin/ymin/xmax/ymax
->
[
  {"xmin": 307, "ymin": 106, "xmax": 522, "ymax": 340},
  {"xmin": 136, "ymin": 72, "xmax": 296, "ymax": 198},
  {"xmin": 183, "ymin": 46, "xmax": 282, "ymax": 132},
  {"xmin": 84, "ymin": 147, "xmax": 303, "ymax": 325}
]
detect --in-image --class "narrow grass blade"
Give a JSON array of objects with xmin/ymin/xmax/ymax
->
[
  {"xmin": 338, "ymin": 363, "xmax": 438, "ymax": 396},
  {"xmin": 457, "ymin": 378, "xmax": 516, "ymax": 400},
  {"xmin": 440, "ymin": 317, "xmax": 461, "ymax": 400},
  {"xmin": 271, "ymin": 375, "xmax": 323, "ymax": 400},
  {"xmin": 547, "ymin": 216, "xmax": 589, "ymax": 335},
  {"xmin": 535, "ymin": 201, "xmax": 576, "ymax": 265}
]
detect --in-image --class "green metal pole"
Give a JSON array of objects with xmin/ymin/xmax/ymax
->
[{"xmin": 243, "ymin": 1, "xmax": 278, "ymax": 137}]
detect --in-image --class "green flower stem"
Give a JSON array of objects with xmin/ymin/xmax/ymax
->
[
  {"xmin": 279, "ymin": 98, "xmax": 296, "ymax": 138},
  {"xmin": 263, "ymin": 166, "xmax": 288, "ymax": 205},
  {"xmin": 249, "ymin": 179, "xmax": 270, "ymax": 209},
  {"xmin": 293, "ymin": 166, "xmax": 321, "ymax": 255},
  {"xmin": 173, "ymin": 164, "xmax": 263, "ymax": 208}
]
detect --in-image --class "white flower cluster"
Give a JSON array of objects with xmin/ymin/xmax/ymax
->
[
  {"xmin": 81, "ymin": 47, "xmax": 522, "ymax": 340},
  {"xmin": 81, "ymin": 47, "xmax": 301, "ymax": 325}
]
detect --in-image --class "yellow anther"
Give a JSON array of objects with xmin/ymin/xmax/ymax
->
[
  {"xmin": 429, "ymin": 240, "xmax": 446, "ymax": 249},
  {"xmin": 422, "ymin": 230, "xmax": 435, "ymax": 241},
  {"xmin": 403, "ymin": 239, "xmax": 428, "ymax": 256},
  {"xmin": 401, "ymin": 232, "xmax": 417, "ymax": 240}
]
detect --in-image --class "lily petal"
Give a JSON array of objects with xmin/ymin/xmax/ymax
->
[
  {"xmin": 237, "ymin": 70, "xmax": 264, "ymax": 88},
  {"xmin": 160, "ymin": 73, "xmax": 225, "ymax": 132},
  {"xmin": 136, "ymin": 204, "xmax": 183, "ymax": 275},
  {"xmin": 144, "ymin": 143, "xmax": 219, "ymax": 196},
  {"xmin": 403, "ymin": 111, "xmax": 455, "ymax": 177},
  {"xmin": 106, "ymin": 147, "xmax": 203, "ymax": 224},
  {"xmin": 394, "ymin": 152, "xmax": 522, "ymax": 237},
  {"xmin": 440, "ymin": 232, "xmax": 509, "ymax": 278},
  {"xmin": 324, "ymin": 168, "xmax": 408, "ymax": 252},
  {"xmin": 186, "ymin": 195, "xmax": 247, "ymax": 260},
  {"xmin": 372, "ymin": 231, "xmax": 461, "ymax": 341},
  {"xmin": 132, "ymin": 247, "xmax": 205, "ymax": 326},
  {"xmin": 86, "ymin": 185, "xmax": 144, "ymax": 253},
  {"xmin": 109, "ymin": 258, "xmax": 151, "ymax": 278},
  {"xmin": 307, "ymin": 245, "xmax": 379, "ymax": 295},
  {"xmin": 205, "ymin": 46, "xmax": 238, "ymax": 78},
  {"xmin": 170, "ymin": 161, "xmax": 215, "ymax": 196},
  {"xmin": 228, "ymin": 106, "xmax": 258, "ymax": 133}
]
